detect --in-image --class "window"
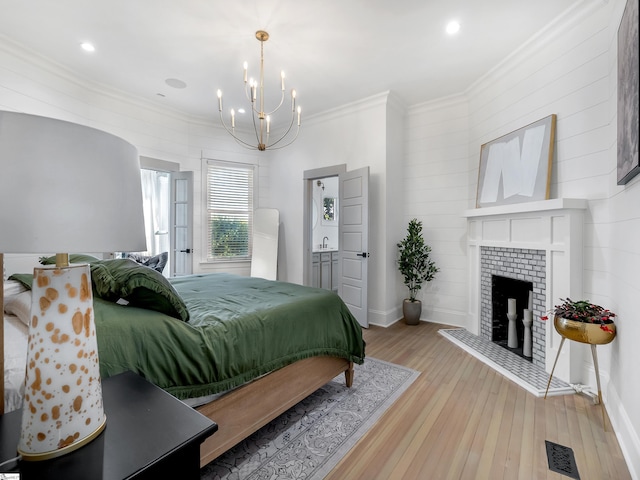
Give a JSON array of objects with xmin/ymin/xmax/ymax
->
[{"xmin": 205, "ymin": 160, "xmax": 255, "ymax": 261}]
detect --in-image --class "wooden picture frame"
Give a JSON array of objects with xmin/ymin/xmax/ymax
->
[
  {"xmin": 616, "ymin": 0, "xmax": 639, "ymax": 185},
  {"xmin": 476, "ymin": 114, "xmax": 556, "ymax": 208}
]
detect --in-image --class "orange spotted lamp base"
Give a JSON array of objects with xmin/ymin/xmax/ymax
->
[{"xmin": 18, "ymin": 263, "xmax": 106, "ymax": 460}]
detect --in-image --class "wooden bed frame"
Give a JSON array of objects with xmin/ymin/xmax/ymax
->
[{"xmin": 197, "ymin": 356, "xmax": 354, "ymax": 467}]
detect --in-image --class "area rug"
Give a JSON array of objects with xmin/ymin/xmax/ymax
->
[{"xmin": 200, "ymin": 357, "xmax": 420, "ymax": 480}]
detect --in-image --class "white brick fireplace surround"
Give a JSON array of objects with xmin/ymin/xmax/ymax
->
[{"xmin": 463, "ymin": 198, "xmax": 588, "ymax": 385}]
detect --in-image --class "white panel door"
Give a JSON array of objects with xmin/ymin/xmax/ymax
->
[
  {"xmin": 170, "ymin": 171, "xmax": 193, "ymax": 276},
  {"xmin": 338, "ymin": 167, "xmax": 369, "ymax": 327}
]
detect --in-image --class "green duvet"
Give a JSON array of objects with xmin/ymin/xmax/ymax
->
[{"xmin": 95, "ymin": 273, "xmax": 365, "ymax": 400}]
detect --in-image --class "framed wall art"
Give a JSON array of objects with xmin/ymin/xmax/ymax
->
[
  {"xmin": 616, "ymin": 0, "xmax": 639, "ymax": 185},
  {"xmin": 476, "ymin": 114, "xmax": 556, "ymax": 208}
]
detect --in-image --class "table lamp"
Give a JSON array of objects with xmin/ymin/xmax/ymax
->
[{"xmin": 0, "ymin": 111, "xmax": 146, "ymax": 460}]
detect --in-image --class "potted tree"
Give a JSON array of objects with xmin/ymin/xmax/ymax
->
[{"xmin": 397, "ymin": 218, "xmax": 438, "ymax": 325}]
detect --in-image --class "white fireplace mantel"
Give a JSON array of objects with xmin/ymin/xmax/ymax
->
[
  {"xmin": 464, "ymin": 198, "xmax": 589, "ymax": 384},
  {"xmin": 463, "ymin": 198, "xmax": 588, "ymax": 219}
]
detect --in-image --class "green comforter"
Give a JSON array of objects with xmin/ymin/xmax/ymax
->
[{"xmin": 95, "ymin": 273, "xmax": 365, "ymax": 399}]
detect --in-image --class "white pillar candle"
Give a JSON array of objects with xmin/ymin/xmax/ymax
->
[
  {"xmin": 507, "ymin": 298, "xmax": 516, "ymax": 315},
  {"xmin": 522, "ymin": 309, "xmax": 533, "ymax": 357},
  {"xmin": 528, "ymin": 290, "xmax": 533, "ymax": 310}
]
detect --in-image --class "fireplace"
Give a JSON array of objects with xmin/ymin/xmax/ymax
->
[
  {"xmin": 480, "ymin": 247, "xmax": 545, "ymax": 366},
  {"xmin": 464, "ymin": 198, "xmax": 588, "ymax": 383},
  {"xmin": 491, "ymin": 275, "xmax": 534, "ymax": 360}
]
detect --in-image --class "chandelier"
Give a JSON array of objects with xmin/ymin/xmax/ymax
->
[{"xmin": 217, "ymin": 30, "xmax": 301, "ymax": 151}]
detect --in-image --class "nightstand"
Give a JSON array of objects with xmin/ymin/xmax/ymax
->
[{"xmin": 0, "ymin": 371, "xmax": 217, "ymax": 479}]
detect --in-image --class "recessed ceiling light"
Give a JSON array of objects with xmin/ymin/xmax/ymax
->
[
  {"xmin": 446, "ymin": 21, "xmax": 461, "ymax": 35},
  {"xmin": 80, "ymin": 42, "xmax": 95, "ymax": 52},
  {"xmin": 237, "ymin": 108, "xmax": 246, "ymax": 114}
]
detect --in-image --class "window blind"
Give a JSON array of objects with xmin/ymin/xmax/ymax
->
[{"xmin": 206, "ymin": 162, "xmax": 254, "ymax": 260}]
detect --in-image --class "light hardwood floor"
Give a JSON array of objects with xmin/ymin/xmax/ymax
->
[{"xmin": 326, "ymin": 321, "xmax": 632, "ymax": 480}]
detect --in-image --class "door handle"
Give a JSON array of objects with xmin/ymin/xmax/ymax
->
[
  {"xmin": 179, "ymin": 248, "xmax": 192, "ymax": 254},
  {"xmin": 356, "ymin": 252, "xmax": 369, "ymax": 258}
]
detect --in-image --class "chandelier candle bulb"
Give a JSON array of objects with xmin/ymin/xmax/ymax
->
[
  {"xmin": 231, "ymin": 109, "xmax": 235, "ymax": 128},
  {"xmin": 297, "ymin": 106, "xmax": 301, "ymax": 126},
  {"xmin": 243, "ymin": 62, "xmax": 248, "ymax": 83},
  {"xmin": 217, "ymin": 90, "xmax": 222, "ymax": 111},
  {"xmin": 281, "ymin": 71, "xmax": 285, "ymax": 90}
]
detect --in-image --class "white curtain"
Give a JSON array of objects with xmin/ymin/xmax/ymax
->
[{"xmin": 140, "ymin": 169, "xmax": 170, "ymax": 256}]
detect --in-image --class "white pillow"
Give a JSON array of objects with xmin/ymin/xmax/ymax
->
[
  {"xmin": 4, "ymin": 290, "xmax": 32, "ymax": 326},
  {"xmin": 3, "ymin": 279, "xmax": 27, "ymax": 297}
]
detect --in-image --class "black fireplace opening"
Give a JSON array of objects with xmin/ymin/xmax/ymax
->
[{"xmin": 491, "ymin": 275, "xmax": 534, "ymax": 361}]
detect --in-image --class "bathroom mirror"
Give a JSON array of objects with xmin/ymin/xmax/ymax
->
[{"xmin": 322, "ymin": 197, "xmax": 337, "ymax": 223}]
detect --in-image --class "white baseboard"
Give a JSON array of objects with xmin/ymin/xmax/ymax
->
[
  {"xmin": 607, "ymin": 384, "xmax": 640, "ymax": 480},
  {"xmin": 367, "ymin": 306, "xmax": 467, "ymax": 329}
]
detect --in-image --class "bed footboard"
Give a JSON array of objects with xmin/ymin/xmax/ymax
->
[{"xmin": 197, "ymin": 356, "xmax": 353, "ymax": 467}]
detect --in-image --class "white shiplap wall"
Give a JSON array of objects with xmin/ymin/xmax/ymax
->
[
  {"xmin": 265, "ymin": 93, "xmax": 394, "ymax": 325},
  {"xmin": 603, "ymin": 0, "xmax": 640, "ymax": 475},
  {"xmin": 404, "ymin": 95, "xmax": 470, "ymax": 327},
  {"xmin": 403, "ymin": 0, "xmax": 639, "ymax": 476}
]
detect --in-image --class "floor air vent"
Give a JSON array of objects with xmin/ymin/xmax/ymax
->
[{"xmin": 545, "ymin": 440, "xmax": 580, "ymax": 479}]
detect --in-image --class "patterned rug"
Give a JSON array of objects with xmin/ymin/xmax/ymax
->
[{"xmin": 200, "ymin": 357, "xmax": 420, "ymax": 480}]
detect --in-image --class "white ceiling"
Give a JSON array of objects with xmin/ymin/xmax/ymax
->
[{"xmin": 0, "ymin": 0, "xmax": 578, "ymax": 122}]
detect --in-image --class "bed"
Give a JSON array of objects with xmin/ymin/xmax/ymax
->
[
  {"xmin": 2, "ymin": 280, "xmax": 28, "ymax": 414},
  {"xmin": 1, "ymin": 257, "xmax": 365, "ymax": 466}
]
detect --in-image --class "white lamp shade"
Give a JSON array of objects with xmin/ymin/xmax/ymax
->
[{"xmin": 0, "ymin": 111, "xmax": 147, "ymax": 253}]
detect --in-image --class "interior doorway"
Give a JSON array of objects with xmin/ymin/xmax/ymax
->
[
  {"xmin": 138, "ymin": 157, "xmax": 192, "ymax": 277},
  {"xmin": 311, "ymin": 176, "xmax": 339, "ymax": 251},
  {"xmin": 303, "ymin": 165, "xmax": 346, "ymax": 288},
  {"xmin": 140, "ymin": 168, "xmax": 170, "ymax": 264},
  {"xmin": 303, "ymin": 164, "xmax": 369, "ymax": 327}
]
